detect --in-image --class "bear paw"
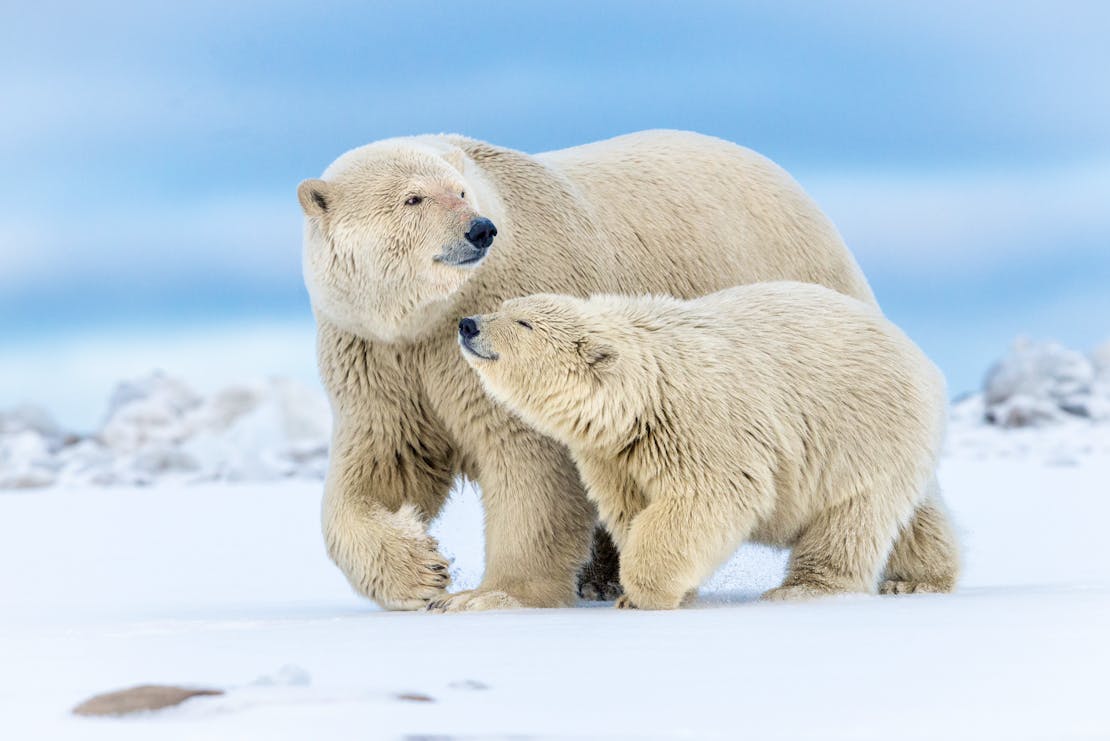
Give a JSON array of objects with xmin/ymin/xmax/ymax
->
[
  {"xmin": 879, "ymin": 579, "xmax": 950, "ymax": 595},
  {"xmin": 614, "ymin": 595, "xmax": 638, "ymax": 610},
  {"xmin": 330, "ymin": 504, "xmax": 452, "ymax": 610},
  {"xmin": 760, "ymin": 584, "xmax": 835, "ymax": 602},
  {"xmin": 578, "ymin": 577, "xmax": 624, "ymax": 602},
  {"xmin": 372, "ymin": 532, "xmax": 452, "ymax": 610},
  {"xmin": 614, "ymin": 589, "xmax": 694, "ymax": 610},
  {"xmin": 426, "ymin": 589, "xmax": 525, "ymax": 613}
]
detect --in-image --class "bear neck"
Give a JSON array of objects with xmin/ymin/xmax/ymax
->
[{"xmin": 554, "ymin": 367, "xmax": 661, "ymax": 457}]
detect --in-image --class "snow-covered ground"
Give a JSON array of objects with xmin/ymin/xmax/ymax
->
[{"xmin": 1, "ymin": 337, "xmax": 1109, "ymax": 739}]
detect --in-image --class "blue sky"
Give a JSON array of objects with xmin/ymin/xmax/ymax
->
[{"xmin": 2, "ymin": 0, "xmax": 1109, "ymax": 398}]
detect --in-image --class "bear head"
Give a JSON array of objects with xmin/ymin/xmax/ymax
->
[
  {"xmin": 458, "ymin": 293, "xmax": 653, "ymax": 450},
  {"xmin": 299, "ymin": 137, "xmax": 504, "ymax": 342}
]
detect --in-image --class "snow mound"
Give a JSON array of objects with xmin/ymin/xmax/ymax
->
[
  {"xmin": 0, "ymin": 372, "xmax": 330, "ymax": 489},
  {"xmin": 946, "ymin": 337, "xmax": 1110, "ymax": 464},
  {"xmin": 981, "ymin": 337, "xmax": 1110, "ymax": 427}
]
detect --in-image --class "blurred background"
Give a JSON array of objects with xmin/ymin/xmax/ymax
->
[{"xmin": 2, "ymin": 0, "xmax": 1108, "ymax": 429}]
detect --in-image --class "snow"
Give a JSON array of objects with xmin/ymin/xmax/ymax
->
[
  {"xmin": 1, "ymin": 339, "xmax": 1109, "ymax": 738},
  {"xmin": 2, "ymin": 460, "xmax": 1108, "ymax": 739},
  {"xmin": 981, "ymin": 337, "xmax": 1110, "ymax": 427},
  {"xmin": 4, "ymin": 335, "xmax": 1110, "ymax": 491},
  {"xmin": 0, "ymin": 372, "xmax": 330, "ymax": 489}
]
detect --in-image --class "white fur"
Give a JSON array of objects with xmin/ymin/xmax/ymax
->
[
  {"xmin": 300, "ymin": 131, "xmax": 882, "ymax": 610},
  {"xmin": 465, "ymin": 283, "xmax": 960, "ymax": 609}
]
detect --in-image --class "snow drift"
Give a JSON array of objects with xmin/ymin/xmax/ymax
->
[{"xmin": 981, "ymin": 337, "xmax": 1110, "ymax": 427}]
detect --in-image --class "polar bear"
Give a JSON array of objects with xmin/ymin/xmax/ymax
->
[
  {"xmin": 459, "ymin": 284, "xmax": 960, "ymax": 609},
  {"xmin": 298, "ymin": 130, "xmax": 881, "ymax": 612}
]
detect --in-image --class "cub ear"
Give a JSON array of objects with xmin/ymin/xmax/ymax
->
[
  {"xmin": 578, "ymin": 337, "xmax": 617, "ymax": 371},
  {"xmin": 297, "ymin": 179, "xmax": 332, "ymax": 218}
]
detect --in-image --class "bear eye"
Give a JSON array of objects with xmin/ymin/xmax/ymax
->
[
  {"xmin": 404, "ymin": 195, "xmax": 423, "ymax": 206},
  {"xmin": 516, "ymin": 320, "xmax": 533, "ymax": 330},
  {"xmin": 459, "ymin": 191, "xmax": 466, "ymax": 199}
]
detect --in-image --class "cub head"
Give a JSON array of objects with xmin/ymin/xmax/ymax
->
[
  {"xmin": 458, "ymin": 294, "xmax": 649, "ymax": 449},
  {"xmin": 299, "ymin": 137, "xmax": 503, "ymax": 342}
]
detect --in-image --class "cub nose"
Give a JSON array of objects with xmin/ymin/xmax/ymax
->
[
  {"xmin": 465, "ymin": 217, "xmax": 498, "ymax": 251},
  {"xmin": 458, "ymin": 317, "xmax": 480, "ymax": 340}
]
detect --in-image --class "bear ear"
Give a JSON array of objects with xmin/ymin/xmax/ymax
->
[
  {"xmin": 578, "ymin": 337, "xmax": 617, "ymax": 372},
  {"xmin": 297, "ymin": 179, "xmax": 332, "ymax": 218},
  {"xmin": 441, "ymin": 146, "xmax": 466, "ymax": 174}
]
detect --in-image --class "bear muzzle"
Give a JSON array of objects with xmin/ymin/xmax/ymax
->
[
  {"xmin": 435, "ymin": 218, "xmax": 496, "ymax": 268},
  {"xmin": 458, "ymin": 316, "xmax": 499, "ymax": 360}
]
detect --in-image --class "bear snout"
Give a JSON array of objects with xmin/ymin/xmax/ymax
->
[
  {"xmin": 458, "ymin": 316, "xmax": 499, "ymax": 360},
  {"xmin": 459, "ymin": 317, "xmax": 480, "ymax": 340},
  {"xmin": 465, "ymin": 217, "xmax": 498, "ymax": 251}
]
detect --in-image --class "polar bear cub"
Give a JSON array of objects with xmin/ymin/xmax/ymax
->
[{"xmin": 458, "ymin": 282, "xmax": 958, "ymax": 609}]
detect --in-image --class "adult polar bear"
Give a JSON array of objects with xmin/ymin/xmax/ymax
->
[{"xmin": 300, "ymin": 130, "xmax": 878, "ymax": 611}]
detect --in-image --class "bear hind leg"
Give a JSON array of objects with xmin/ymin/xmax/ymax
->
[
  {"xmin": 764, "ymin": 492, "xmax": 908, "ymax": 602},
  {"xmin": 879, "ymin": 477, "xmax": 960, "ymax": 595},
  {"xmin": 578, "ymin": 527, "xmax": 623, "ymax": 601}
]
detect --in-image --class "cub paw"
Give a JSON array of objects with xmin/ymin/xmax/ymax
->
[
  {"xmin": 879, "ymin": 580, "xmax": 949, "ymax": 595},
  {"xmin": 614, "ymin": 595, "xmax": 638, "ymax": 610},
  {"xmin": 760, "ymin": 584, "xmax": 834, "ymax": 602},
  {"xmin": 614, "ymin": 590, "xmax": 690, "ymax": 610}
]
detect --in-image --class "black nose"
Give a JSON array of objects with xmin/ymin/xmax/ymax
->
[
  {"xmin": 465, "ymin": 217, "xmax": 498, "ymax": 251},
  {"xmin": 458, "ymin": 317, "xmax": 480, "ymax": 340}
]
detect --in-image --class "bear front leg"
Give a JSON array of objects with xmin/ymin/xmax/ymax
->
[
  {"xmin": 318, "ymin": 322, "xmax": 457, "ymax": 610},
  {"xmin": 324, "ymin": 485, "xmax": 449, "ymax": 610},
  {"xmin": 323, "ymin": 418, "xmax": 458, "ymax": 610},
  {"xmin": 619, "ymin": 490, "xmax": 761, "ymax": 610},
  {"xmin": 427, "ymin": 435, "xmax": 594, "ymax": 612}
]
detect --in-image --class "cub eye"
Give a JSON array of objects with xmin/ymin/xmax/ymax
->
[
  {"xmin": 404, "ymin": 195, "xmax": 423, "ymax": 206},
  {"xmin": 516, "ymin": 320, "xmax": 533, "ymax": 330},
  {"xmin": 459, "ymin": 191, "xmax": 466, "ymax": 199}
]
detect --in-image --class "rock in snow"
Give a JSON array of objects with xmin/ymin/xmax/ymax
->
[
  {"xmin": 72, "ymin": 685, "xmax": 225, "ymax": 716},
  {"xmin": 0, "ymin": 372, "xmax": 330, "ymax": 489}
]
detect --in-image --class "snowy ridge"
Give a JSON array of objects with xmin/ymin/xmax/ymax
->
[
  {"xmin": 980, "ymin": 336, "xmax": 1110, "ymax": 427},
  {"xmin": 0, "ymin": 373, "xmax": 330, "ymax": 489},
  {"xmin": 947, "ymin": 337, "xmax": 1110, "ymax": 464},
  {"xmin": 2, "ymin": 337, "xmax": 1108, "ymax": 489}
]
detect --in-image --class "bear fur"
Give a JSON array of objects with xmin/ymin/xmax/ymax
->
[
  {"xmin": 299, "ymin": 130, "xmax": 878, "ymax": 611},
  {"xmin": 460, "ymin": 283, "xmax": 960, "ymax": 609}
]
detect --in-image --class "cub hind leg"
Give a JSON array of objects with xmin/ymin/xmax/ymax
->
[
  {"xmin": 880, "ymin": 476, "xmax": 960, "ymax": 595},
  {"xmin": 763, "ymin": 490, "xmax": 912, "ymax": 602}
]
